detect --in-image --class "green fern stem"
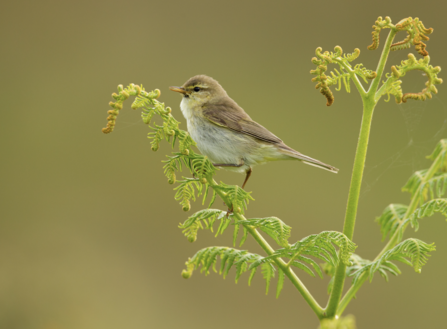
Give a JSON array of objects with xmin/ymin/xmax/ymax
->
[
  {"xmin": 325, "ymin": 101, "xmax": 375, "ymax": 317},
  {"xmin": 337, "ymin": 145, "xmax": 444, "ymax": 316},
  {"xmin": 207, "ymin": 176, "xmax": 325, "ymax": 320},
  {"xmin": 325, "ymin": 29, "xmax": 398, "ymax": 318}
]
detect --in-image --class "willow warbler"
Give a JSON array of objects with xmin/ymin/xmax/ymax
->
[{"xmin": 170, "ymin": 75, "xmax": 338, "ymax": 188}]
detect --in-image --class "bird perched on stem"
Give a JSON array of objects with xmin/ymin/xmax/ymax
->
[{"xmin": 170, "ymin": 75, "xmax": 338, "ymax": 189}]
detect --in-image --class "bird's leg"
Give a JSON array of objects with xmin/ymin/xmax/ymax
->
[
  {"xmin": 242, "ymin": 167, "xmax": 252, "ymax": 189},
  {"xmin": 212, "ymin": 161, "xmax": 245, "ymax": 215},
  {"xmin": 225, "ymin": 204, "xmax": 233, "ymax": 218}
]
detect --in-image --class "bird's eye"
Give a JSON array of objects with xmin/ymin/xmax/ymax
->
[{"xmin": 193, "ymin": 87, "xmax": 201, "ymax": 92}]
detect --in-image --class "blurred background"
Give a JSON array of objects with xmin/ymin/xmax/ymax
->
[{"xmin": 1, "ymin": 0, "xmax": 446, "ymax": 328}]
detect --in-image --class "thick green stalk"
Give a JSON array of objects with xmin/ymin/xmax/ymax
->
[
  {"xmin": 208, "ymin": 177, "xmax": 324, "ymax": 320},
  {"xmin": 325, "ymin": 101, "xmax": 375, "ymax": 316}
]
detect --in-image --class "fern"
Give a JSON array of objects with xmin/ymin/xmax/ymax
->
[
  {"xmin": 403, "ymin": 170, "xmax": 447, "ymax": 203},
  {"xmin": 386, "ymin": 54, "xmax": 442, "ymax": 103},
  {"xmin": 381, "ymin": 79, "xmax": 403, "ymax": 103},
  {"xmin": 310, "ymin": 46, "xmax": 376, "ymax": 106},
  {"xmin": 326, "ymin": 68, "xmax": 351, "ymax": 93},
  {"xmin": 376, "ymin": 204, "xmax": 408, "ymax": 241},
  {"xmin": 405, "ymin": 198, "xmax": 447, "ymax": 231},
  {"xmin": 179, "ymin": 209, "xmax": 230, "ymax": 242},
  {"xmin": 350, "ymin": 238, "xmax": 435, "ymax": 284},
  {"xmin": 347, "ymin": 254, "xmax": 400, "ymax": 285},
  {"xmin": 402, "ymin": 169, "xmax": 428, "ymax": 198},
  {"xmin": 353, "ymin": 64, "xmax": 377, "ymax": 82},
  {"xmin": 174, "ymin": 178, "xmax": 202, "ymax": 211},
  {"xmin": 182, "ymin": 246, "xmax": 284, "ymax": 296},
  {"xmin": 346, "ymin": 254, "xmax": 372, "ymax": 278},
  {"xmin": 238, "ymin": 217, "xmax": 291, "ymax": 248},
  {"xmin": 276, "ymin": 268, "xmax": 285, "ymax": 299},
  {"xmin": 163, "ymin": 153, "xmax": 187, "ymax": 185},
  {"xmin": 212, "ymin": 182, "xmax": 254, "ymax": 214},
  {"xmin": 324, "ymin": 254, "xmax": 371, "ymax": 294},
  {"xmin": 190, "ymin": 155, "xmax": 216, "ymax": 179},
  {"xmin": 427, "ymin": 139, "xmax": 447, "ymax": 168},
  {"xmin": 258, "ymin": 231, "xmax": 356, "ymax": 278}
]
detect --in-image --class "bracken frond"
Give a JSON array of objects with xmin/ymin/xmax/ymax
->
[
  {"xmin": 343, "ymin": 48, "xmax": 360, "ymax": 62},
  {"xmin": 326, "ymin": 68, "xmax": 351, "ymax": 93},
  {"xmin": 267, "ymin": 231, "xmax": 356, "ymax": 278},
  {"xmin": 102, "ymin": 84, "xmax": 160, "ymax": 134},
  {"xmin": 391, "ymin": 54, "xmax": 442, "ymax": 103},
  {"xmin": 403, "ymin": 171, "xmax": 447, "ymax": 203},
  {"xmin": 392, "ymin": 17, "xmax": 434, "ymax": 56},
  {"xmin": 179, "ymin": 209, "xmax": 231, "ymax": 243},
  {"xmin": 427, "ymin": 139, "xmax": 447, "ymax": 171},
  {"xmin": 367, "ymin": 16, "xmax": 393, "ymax": 50},
  {"xmin": 311, "ymin": 46, "xmax": 375, "ymax": 106},
  {"xmin": 182, "ymin": 247, "xmax": 285, "ymax": 296},
  {"xmin": 174, "ymin": 178, "xmax": 202, "ymax": 212},
  {"xmin": 212, "ymin": 183, "xmax": 254, "ymax": 214},
  {"xmin": 405, "ymin": 199, "xmax": 447, "ymax": 232},
  {"xmin": 350, "ymin": 238, "xmax": 435, "ymax": 284},
  {"xmin": 376, "ymin": 204, "xmax": 408, "ymax": 241},
  {"xmin": 353, "ymin": 64, "xmax": 377, "ymax": 82},
  {"xmin": 238, "ymin": 217, "xmax": 291, "ymax": 248}
]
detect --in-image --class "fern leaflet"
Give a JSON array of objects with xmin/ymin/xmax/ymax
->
[
  {"xmin": 404, "ymin": 198, "xmax": 447, "ymax": 232},
  {"xmin": 350, "ymin": 238, "xmax": 435, "ymax": 284},
  {"xmin": 179, "ymin": 209, "xmax": 232, "ymax": 242},
  {"xmin": 212, "ymin": 182, "xmax": 254, "ymax": 214},
  {"xmin": 376, "ymin": 204, "xmax": 408, "ymax": 241},
  {"xmin": 238, "ymin": 217, "xmax": 291, "ymax": 248},
  {"xmin": 182, "ymin": 247, "xmax": 285, "ymax": 296},
  {"xmin": 253, "ymin": 231, "xmax": 356, "ymax": 278}
]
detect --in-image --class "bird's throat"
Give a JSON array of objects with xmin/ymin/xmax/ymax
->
[{"xmin": 180, "ymin": 97, "xmax": 201, "ymax": 121}]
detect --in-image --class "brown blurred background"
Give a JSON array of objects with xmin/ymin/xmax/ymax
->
[{"xmin": 1, "ymin": 0, "xmax": 447, "ymax": 328}]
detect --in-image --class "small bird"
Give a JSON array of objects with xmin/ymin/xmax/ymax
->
[{"xmin": 170, "ymin": 75, "xmax": 338, "ymax": 189}]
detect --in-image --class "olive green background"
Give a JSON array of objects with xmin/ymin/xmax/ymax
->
[{"xmin": 1, "ymin": 0, "xmax": 447, "ymax": 328}]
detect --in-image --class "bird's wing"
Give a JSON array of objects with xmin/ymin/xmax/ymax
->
[{"xmin": 202, "ymin": 103, "xmax": 283, "ymax": 144}]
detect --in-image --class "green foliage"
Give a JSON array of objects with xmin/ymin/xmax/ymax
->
[
  {"xmin": 404, "ymin": 171, "xmax": 447, "ymax": 202},
  {"xmin": 179, "ymin": 209, "xmax": 229, "ymax": 242},
  {"xmin": 382, "ymin": 53, "xmax": 442, "ymax": 104},
  {"xmin": 377, "ymin": 139, "xmax": 447, "ymax": 243},
  {"xmin": 368, "ymin": 16, "xmax": 433, "ymax": 56},
  {"xmin": 350, "ymin": 238, "xmax": 435, "ymax": 284},
  {"xmin": 325, "ymin": 254, "xmax": 372, "ymax": 294},
  {"xmin": 376, "ymin": 204, "xmax": 408, "ymax": 241},
  {"xmin": 312, "ymin": 16, "xmax": 443, "ymax": 107},
  {"xmin": 238, "ymin": 217, "xmax": 291, "ymax": 247},
  {"xmin": 174, "ymin": 178, "xmax": 202, "ymax": 212},
  {"xmin": 405, "ymin": 199, "xmax": 447, "ymax": 231},
  {"xmin": 310, "ymin": 46, "xmax": 376, "ymax": 106},
  {"xmin": 428, "ymin": 139, "xmax": 447, "ymax": 165},
  {"xmin": 212, "ymin": 182, "xmax": 254, "ymax": 214},
  {"xmin": 181, "ymin": 246, "xmax": 284, "ymax": 296},
  {"xmin": 270, "ymin": 231, "xmax": 356, "ymax": 278}
]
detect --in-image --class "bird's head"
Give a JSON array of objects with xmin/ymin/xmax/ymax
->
[{"xmin": 169, "ymin": 75, "xmax": 227, "ymax": 106}]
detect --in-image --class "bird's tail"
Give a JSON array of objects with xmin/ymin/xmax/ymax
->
[{"xmin": 278, "ymin": 145, "xmax": 339, "ymax": 173}]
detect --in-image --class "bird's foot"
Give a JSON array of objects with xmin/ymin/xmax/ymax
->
[{"xmin": 226, "ymin": 204, "xmax": 234, "ymax": 218}]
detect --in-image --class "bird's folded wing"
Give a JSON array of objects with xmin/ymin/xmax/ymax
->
[{"xmin": 202, "ymin": 104, "xmax": 283, "ymax": 144}]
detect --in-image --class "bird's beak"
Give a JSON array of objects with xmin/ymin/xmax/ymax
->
[{"xmin": 169, "ymin": 86, "xmax": 188, "ymax": 94}]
